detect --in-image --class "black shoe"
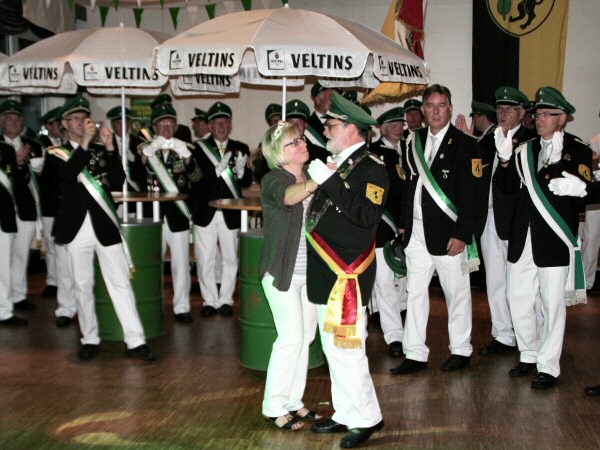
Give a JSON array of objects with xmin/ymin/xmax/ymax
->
[
  {"xmin": 200, "ymin": 305, "xmax": 217, "ymax": 317},
  {"xmin": 174, "ymin": 312, "xmax": 193, "ymax": 324},
  {"xmin": 55, "ymin": 316, "xmax": 73, "ymax": 327},
  {"xmin": 388, "ymin": 341, "xmax": 404, "ymax": 358},
  {"xmin": 509, "ymin": 362, "xmax": 537, "ymax": 377},
  {"xmin": 340, "ymin": 420, "xmax": 384, "ymax": 448},
  {"xmin": 127, "ymin": 344, "xmax": 157, "ymax": 361},
  {"xmin": 311, "ymin": 419, "xmax": 348, "ymax": 434},
  {"xmin": 14, "ymin": 299, "xmax": 36, "ymax": 311},
  {"xmin": 441, "ymin": 355, "xmax": 471, "ymax": 371},
  {"xmin": 0, "ymin": 315, "xmax": 28, "ymax": 326},
  {"xmin": 478, "ymin": 339, "xmax": 516, "ymax": 356},
  {"xmin": 584, "ymin": 385, "xmax": 600, "ymax": 396},
  {"xmin": 78, "ymin": 344, "xmax": 99, "ymax": 360},
  {"xmin": 218, "ymin": 304, "xmax": 233, "ymax": 316},
  {"xmin": 390, "ymin": 358, "xmax": 427, "ymax": 375},
  {"xmin": 531, "ymin": 372, "xmax": 557, "ymax": 389},
  {"xmin": 41, "ymin": 285, "xmax": 58, "ymax": 298}
]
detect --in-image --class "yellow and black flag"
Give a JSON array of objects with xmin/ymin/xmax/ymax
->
[{"xmin": 473, "ymin": 0, "xmax": 569, "ymax": 103}]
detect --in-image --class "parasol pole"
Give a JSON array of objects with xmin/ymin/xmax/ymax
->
[
  {"xmin": 281, "ymin": 77, "xmax": 287, "ymax": 120},
  {"xmin": 121, "ymin": 85, "xmax": 129, "ymax": 219}
]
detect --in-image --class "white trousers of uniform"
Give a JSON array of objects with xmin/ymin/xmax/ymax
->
[
  {"xmin": 261, "ymin": 273, "xmax": 317, "ymax": 417},
  {"xmin": 8, "ymin": 218, "xmax": 36, "ymax": 304},
  {"xmin": 372, "ymin": 247, "xmax": 406, "ymax": 344},
  {"xmin": 0, "ymin": 230, "xmax": 15, "ymax": 320},
  {"xmin": 162, "ymin": 223, "xmax": 190, "ymax": 315},
  {"xmin": 193, "ymin": 211, "xmax": 239, "ymax": 308},
  {"xmin": 507, "ymin": 229, "xmax": 567, "ymax": 378},
  {"xmin": 66, "ymin": 214, "xmax": 145, "ymax": 349},
  {"xmin": 317, "ymin": 304, "xmax": 382, "ymax": 429},
  {"xmin": 480, "ymin": 210, "xmax": 516, "ymax": 346},
  {"xmin": 42, "ymin": 216, "xmax": 57, "ymax": 286},
  {"xmin": 582, "ymin": 205, "xmax": 600, "ymax": 289},
  {"xmin": 55, "ymin": 243, "xmax": 77, "ymax": 318},
  {"xmin": 403, "ymin": 218, "xmax": 473, "ymax": 361}
]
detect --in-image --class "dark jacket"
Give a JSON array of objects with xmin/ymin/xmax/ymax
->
[{"xmin": 0, "ymin": 143, "xmax": 27, "ymax": 233}]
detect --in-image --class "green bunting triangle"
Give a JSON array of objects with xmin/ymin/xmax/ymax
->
[
  {"xmin": 99, "ymin": 6, "xmax": 110, "ymax": 27},
  {"xmin": 133, "ymin": 8, "xmax": 144, "ymax": 28},
  {"xmin": 281, "ymin": 0, "xmax": 289, "ymax": 4},
  {"xmin": 205, "ymin": 3, "xmax": 216, "ymax": 20},
  {"xmin": 169, "ymin": 7, "xmax": 180, "ymax": 30},
  {"xmin": 113, "ymin": 0, "xmax": 119, "ymax": 11},
  {"xmin": 241, "ymin": 0, "xmax": 252, "ymax": 11},
  {"xmin": 159, "ymin": 0, "xmax": 165, "ymax": 8}
]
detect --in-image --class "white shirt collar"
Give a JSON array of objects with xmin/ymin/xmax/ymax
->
[{"xmin": 334, "ymin": 141, "xmax": 365, "ymax": 165}]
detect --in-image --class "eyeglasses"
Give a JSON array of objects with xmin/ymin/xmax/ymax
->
[
  {"xmin": 496, "ymin": 106, "xmax": 521, "ymax": 114},
  {"xmin": 284, "ymin": 136, "xmax": 306, "ymax": 147},
  {"xmin": 533, "ymin": 112, "xmax": 564, "ymax": 119},
  {"xmin": 155, "ymin": 120, "xmax": 176, "ymax": 128}
]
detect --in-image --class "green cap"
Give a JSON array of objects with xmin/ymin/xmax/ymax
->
[
  {"xmin": 207, "ymin": 102, "xmax": 232, "ymax": 121},
  {"xmin": 60, "ymin": 96, "xmax": 90, "ymax": 118},
  {"xmin": 326, "ymin": 92, "xmax": 377, "ymax": 130},
  {"xmin": 151, "ymin": 94, "xmax": 172, "ymax": 109},
  {"xmin": 534, "ymin": 86, "xmax": 575, "ymax": 115},
  {"xmin": 342, "ymin": 90, "xmax": 358, "ymax": 103},
  {"xmin": 311, "ymin": 81, "xmax": 341, "ymax": 98},
  {"xmin": 494, "ymin": 86, "xmax": 529, "ymax": 107},
  {"xmin": 383, "ymin": 237, "xmax": 407, "ymax": 276},
  {"xmin": 264, "ymin": 103, "xmax": 282, "ymax": 123},
  {"xmin": 403, "ymin": 99, "xmax": 422, "ymax": 112},
  {"xmin": 377, "ymin": 107, "xmax": 405, "ymax": 125},
  {"xmin": 40, "ymin": 106, "xmax": 62, "ymax": 124},
  {"xmin": 469, "ymin": 101, "xmax": 496, "ymax": 118},
  {"xmin": 0, "ymin": 100, "xmax": 24, "ymax": 116},
  {"xmin": 192, "ymin": 108, "xmax": 207, "ymax": 121},
  {"xmin": 285, "ymin": 99, "xmax": 310, "ymax": 120},
  {"xmin": 151, "ymin": 102, "xmax": 177, "ymax": 124},
  {"xmin": 106, "ymin": 106, "xmax": 132, "ymax": 121}
]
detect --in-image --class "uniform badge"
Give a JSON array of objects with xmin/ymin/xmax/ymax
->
[
  {"xmin": 366, "ymin": 183, "xmax": 384, "ymax": 205},
  {"xmin": 442, "ymin": 169, "xmax": 449, "ymax": 179},
  {"xmin": 472, "ymin": 158, "xmax": 483, "ymax": 178},
  {"xmin": 396, "ymin": 165, "xmax": 405, "ymax": 181},
  {"xmin": 579, "ymin": 164, "xmax": 592, "ymax": 181}
]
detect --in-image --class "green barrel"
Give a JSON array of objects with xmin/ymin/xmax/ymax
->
[
  {"xmin": 239, "ymin": 228, "xmax": 324, "ymax": 371},
  {"xmin": 94, "ymin": 218, "xmax": 164, "ymax": 341}
]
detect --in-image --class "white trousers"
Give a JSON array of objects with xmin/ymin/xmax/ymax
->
[
  {"xmin": 0, "ymin": 230, "xmax": 15, "ymax": 320},
  {"xmin": 403, "ymin": 218, "xmax": 473, "ymax": 361},
  {"xmin": 42, "ymin": 216, "xmax": 57, "ymax": 286},
  {"xmin": 480, "ymin": 211, "xmax": 516, "ymax": 346},
  {"xmin": 55, "ymin": 243, "xmax": 77, "ymax": 318},
  {"xmin": 582, "ymin": 206, "xmax": 600, "ymax": 289},
  {"xmin": 261, "ymin": 274, "xmax": 318, "ymax": 417},
  {"xmin": 372, "ymin": 247, "xmax": 406, "ymax": 344},
  {"xmin": 8, "ymin": 218, "xmax": 36, "ymax": 303},
  {"xmin": 317, "ymin": 304, "xmax": 382, "ymax": 429},
  {"xmin": 162, "ymin": 223, "xmax": 190, "ymax": 314},
  {"xmin": 193, "ymin": 211, "xmax": 239, "ymax": 308},
  {"xmin": 66, "ymin": 214, "xmax": 145, "ymax": 349},
  {"xmin": 507, "ymin": 229, "xmax": 567, "ymax": 377}
]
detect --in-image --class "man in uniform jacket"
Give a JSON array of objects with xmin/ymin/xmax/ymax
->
[
  {"xmin": 306, "ymin": 93, "xmax": 386, "ymax": 448},
  {"xmin": 403, "ymin": 99, "xmax": 425, "ymax": 140},
  {"xmin": 191, "ymin": 102, "xmax": 252, "ymax": 318},
  {"xmin": 391, "ymin": 84, "xmax": 482, "ymax": 375},
  {"xmin": 0, "ymin": 100, "xmax": 42, "ymax": 312},
  {"xmin": 370, "ymin": 106, "xmax": 407, "ymax": 358},
  {"xmin": 52, "ymin": 96, "xmax": 156, "ymax": 361},
  {"xmin": 306, "ymin": 81, "xmax": 340, "ymax": 150},
  {"xmin": 495, "ymin": 87, "xmax": 592, "ymax": 389}
]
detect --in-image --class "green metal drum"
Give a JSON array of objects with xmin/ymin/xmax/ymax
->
[
  {"xmin": 94, "ymin": 219, "xmax": 164, "ymax": 341},
  {"xmin": 239, "ymin": 228, "xmax": 324, "ymax": 371}
]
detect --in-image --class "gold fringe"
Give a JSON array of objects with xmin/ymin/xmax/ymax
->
[
  {"xmin": 333, "ymin": 324, "xmax": 356, "ymax": 336},
  {"xmin": 334, "ymin": 336, "xmax": 363, "ymax": 349},
  {"xmin": 361, "ymin": 83, "xmax": 427, "ymax": 106},
  {"xmin": 323, "ymin": 321, "xmax": 335, "ymax": 334}
]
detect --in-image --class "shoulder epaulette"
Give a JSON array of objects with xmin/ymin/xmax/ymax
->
[{"xmin": 367, "ymin": 153, "xmax": 385, "ymax": 165}]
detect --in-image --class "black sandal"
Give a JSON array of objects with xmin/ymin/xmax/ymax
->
[
  {"xmin": 290, "ymin": 408, "xmax": 323, "ymax": 421},
  {"xmin": 265, "ymin": 414, "xmax": 304, "ymax": 431}
]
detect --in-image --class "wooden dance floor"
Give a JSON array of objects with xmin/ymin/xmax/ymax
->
[{"xmin": 2, "ymin": 268, "xmax": 600, "ymax": 449}]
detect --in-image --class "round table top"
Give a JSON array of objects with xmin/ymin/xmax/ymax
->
[
  {"xmin": 208, "ymin": 197, "xmax": 262, "ymax": 211},
  {"xmin": 112, "ymin": 192, "xmax": 188, "ymax": 203}
]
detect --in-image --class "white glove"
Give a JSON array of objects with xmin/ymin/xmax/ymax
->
[
  {"xmin": 308, "ymin": 158, "xmax": 335, "ymax": 185},
  {"xmin": 215, "ymin": 151, "xmax": 232, "ymax": 176},
  {"xmin": 142, "ymin": 135, "xmax": 166, "ymax": 157},
  {"xmin": 593, "ymin": 170, "xmax": 600, "ymax": 182},
  {"xmin": 548, "ymin": 171, "xmax": 587, "ymax": 197},
  {"xmin": 548, "ymin": 131, "xmax": 564, "ymax": 164},
  {"xmin": 171, "ymin": 138, "xmax": 192, "ymax": 159},
  {"xmin": 234, "ymin": 154, "xmax": 248, "ymax": 178},
  {"xmin": 494, "ymin": 127, "xmax": 513, "ymax": 161},
  {"xmin": 29, "ymin": 156, "xmax": 44, "ymax": 174}
]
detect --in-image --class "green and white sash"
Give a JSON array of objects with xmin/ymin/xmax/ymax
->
[
  {"xmin": 145, "ymin": 147, "xmax": 192, "ymax": 220},
  {"xmin": 198, "ymin": 139, "xmax": 242, "ymax": 199},
  {"xmin": 27, "ymin": 167, "xmax": 43, "ymax": 240},
  {"xmin": 50, "ymin": 147, "xmax": 135, "ymax": 276},
  {"xmin": 305, "ymin": 125, "xmax": 327, "ymax": 149},
  {"xmin": 412, "ymin": 133, "xmax": 480, "ymax": 274},
  {"xmin": 381, "ymin": 209, "xmax": 397, "ymax": 234},
  {"xmin": 0, "ymin": 166, "xmax": 15, "ymax": 214},
  {"xmin": 518, "ymin": 141, "xmax": 586, "ymax": 306}
]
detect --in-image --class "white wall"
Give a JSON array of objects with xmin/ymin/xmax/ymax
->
[{"xmin": 78, "ymin": 0, "xmax": 600, "ymax": 145}]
